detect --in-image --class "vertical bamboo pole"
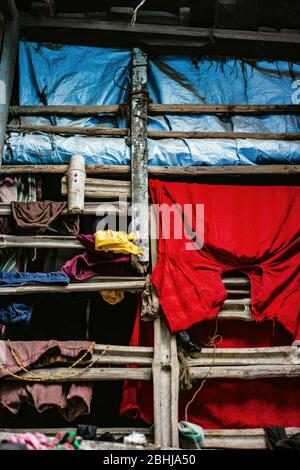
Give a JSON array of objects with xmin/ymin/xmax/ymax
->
[
  {"xmin": 131, "ymin": 48, "xmax": 149, "ymax": 272},
  {"xmin": 150, "ymin": 208, "xmax": 179, "ymax": 448}
]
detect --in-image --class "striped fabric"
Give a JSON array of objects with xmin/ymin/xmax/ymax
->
[{"xmin": 0, "ymin": 175, "xmax": 42, "ymax": 272}]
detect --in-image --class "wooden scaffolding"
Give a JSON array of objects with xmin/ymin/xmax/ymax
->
[{"xmin": 0, "ymin": 0, "xmax": 300, "ymax": 450}]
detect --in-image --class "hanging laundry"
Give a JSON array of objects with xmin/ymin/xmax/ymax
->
[
  {"xmin": 0, "ymin": 175, "xmax": 42, "ymax": 273},
  {"xmin": 0, "ymin": 340, "xmax": 94, "ymax": 422},
  {"xmin": 61, "ymin": 234, "xmax": 134, "ymax": 281},
  {"xmin": 0, "ymin": 303, "xmax": 33, "ymax": 325},
  {"xmin": 0, "ymin": 272, "xmax": 70, "ymax": 287},
  {"xmin": 0, "ymin": 176, "xmax": 42, "ymax": 205},
  {"xmin": 94, "ymin": 230, "xmax": 144, "ymax": 256},
  {"xmin": 0, "ymin": 201, "xmax": 79, "ymax": 236},
  {"xmin": 101, "ymin": 291, "xmax": 124, "ymax": 305},
  {"xmin": 150, "ymin": 180, "xmax": 300, "ymax": 338}
]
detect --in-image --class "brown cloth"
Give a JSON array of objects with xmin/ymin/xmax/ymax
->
[
  {"xmin": 0, "ymin": 201, "xmax": 79, "ymax": 236},
  {"xmin": 0, "ymin": 340, "xmax": 94, "ymax": 422}
]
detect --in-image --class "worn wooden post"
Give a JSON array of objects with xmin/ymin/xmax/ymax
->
[
  {"xmin": 150, "ymin": 208, "xmax": 180, "ymax": 448},
  {"xmin": 0, "ymin": 0, "xmax": 19, "ymax": 165},
  {"xmin": 131, "ymin": 48, "xmax": 149, "ymax": 273},
  {"xmin": 66, "ymin": 155, "xmax": 86, "ymax": 213}
]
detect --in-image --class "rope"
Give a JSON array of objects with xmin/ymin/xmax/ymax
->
[
  {"xmin": 177, "ymin": 347, "xmax": 193, "ymax": 391},
  {"xmin": 184, "ymin": 316, "xmax": 222, "ymax": 422},
  {"xmin": 1, "ymin": 341, "xmax": 110, "ymax": 382},
  {"xmin": 140, "ymin": 274, "xmax": 159, "ymax": 321},
  {"xmin": 131, "ymin": 0, "xmax": 146, "ymax": 26}
]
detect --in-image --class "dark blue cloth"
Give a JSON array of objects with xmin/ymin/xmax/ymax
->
[
  {"xmin": 0, "ymin": 303, "xmax": 33, "ymax": 325},
  {"xmin": 0, "ymin": 272, "xmax": 70, "ymax": 287}
]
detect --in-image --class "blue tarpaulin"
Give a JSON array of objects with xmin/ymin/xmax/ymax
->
[{"xmin": 4, "ymin": 41, "xmax": 300, "ymax": 166}]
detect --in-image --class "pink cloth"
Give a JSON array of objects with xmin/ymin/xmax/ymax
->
[{"xmin": 61, "ymin": 234, "xmax": 132, "ymax": 281}]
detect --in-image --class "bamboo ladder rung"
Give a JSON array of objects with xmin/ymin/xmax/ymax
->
[
  {"xmin": 61, "ymin": 176, "xmax": 131, "ymax": 200},
  {"xmin": 0, "ymin": 201, "xmax": 128, "ymax": 216}
]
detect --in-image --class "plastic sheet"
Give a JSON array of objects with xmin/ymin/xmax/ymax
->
[{"xmin": 4, "ymin": 42, "xmax": 300, "ymax": 166}]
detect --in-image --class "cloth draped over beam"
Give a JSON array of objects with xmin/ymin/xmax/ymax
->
[
  {"xmin": 4, "ymin": 42, "xmax": 300, "ymax": 166},
  {"xmin": 120, "ymin": 309, "xmax": 300, "ymax": 429},
  {"xmin": 150, "ymin": 180, "xmax": 300, "ymax": 338}
]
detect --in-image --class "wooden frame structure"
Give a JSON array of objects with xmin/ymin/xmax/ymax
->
[{"xmin": 0, "ymin": 0, "xmax": 300, "ymax": 450}]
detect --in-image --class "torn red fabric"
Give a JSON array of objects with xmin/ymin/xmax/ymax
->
[
  {"xmin": 120, "ymin": 310, "xmax": 300, "ymax": 429},
  {"xmin": 150, "ymin": 181, "xmax": 300, "ymax": 337}
]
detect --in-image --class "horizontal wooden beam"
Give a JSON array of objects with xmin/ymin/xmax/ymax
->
[
  {"xmin": 7, "ymin": 124, "xmax": 127, "ymax": 137},
  {"xmin": 217, "ymin": 310, "xmax": 253, "ymax": 321},
  {"xmin": 0, "ymin": 427, "xmax": 152, "ymax": 438},
  {"xmin": 9, "ymin": 105, "xmax": 120, "ymax": 116},
  {"xmin": 89, "ymin": 344, "xmax": 153, "ymax": 366},
  {"xmin": 188, "ymin": 346, "xmax": 299, "ymax": 366},
  {"xmin": 1, "ymin": 165, "xmax": 300, "ymax": 176},
  {"xmin": 190, "ymin": 364, "xmax": 300, "ymax": 380},
  {"xmin": 61, "ymin": 176, "xmax": 131, "ymax": 200},
  {"xmin": 0, "ymin": 278, "xmax": 146, "ymax": 295},
  {"xmin": 149, "ymin": 104, "xmax": 300, "ymax": 115},
  {"xmin": 20, "ymin": 16, "xmax": 300, "ymax": 46},
  {"xmin": 147, "ymin": 130, "xmax": 300, "ymax": 140},
  {"xmin": 10, "ymin": 104, "xmax": 300, "ymax": 116},
  {"xmin": 0, "ymin": 235, "xmax": 82, "ymax": 249},
  {"xmin": 7, "ymin": 367, "xmax": 152, "ymax": 382},
  {"xmin": 0, "ymin": 201, "xmax": 128, "ymax": 216},
  {"xmin": 202, "ymin": 428, "xmax": 300, "ymax": 450},
  {"xmin": 7, "ymin": 123, "xmax": 300, "ymax": 140}
]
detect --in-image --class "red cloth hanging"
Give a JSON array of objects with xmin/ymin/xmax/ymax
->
[
  {"xmin": 150, "ymin": 181, "xmax": 300, "ymax": 337},
  {"xmin": 121, "ymin": 181, "xmax": 300, "ymax": 429},
  {"xmin": 120, "ymin": 310, "xmax": 300, "ymax": 429}
]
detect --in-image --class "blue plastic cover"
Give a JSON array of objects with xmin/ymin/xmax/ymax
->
[{"xmin": 4, "ymin": 41, "xmax": 300, "ymax": 166}]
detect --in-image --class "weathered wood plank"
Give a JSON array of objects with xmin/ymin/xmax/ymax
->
[
  {"xmin": 1, "ymin": 165, "xmax": 300, "ymax": 176},
  {"xmin": 7, "ymin": 123, "xmax": 127, "ymax": 137},
  {"xmin": 0, "ymin": 201, "xmax": 128, "ymax": 216},
  {"xmin": 153, "ymin": 317, "xmax": 180, "ymax": 448},
  {"xmin": 7, "ymin": 123, "xmax": 300, "ymax": 140},
  {"xmin": 151, "ymin": 208, "xmax": 179, "ymax": 448},
  {"xmin": 9, "ymin": 105, "xmax": 120, "ymax": 116},
  {"xmin": 202, "ymin": 428, "xmax": 300, "ymax": 450},
  {"xmin": 0, "ymin": 0, "xmax": 19, "ymax": 165},
  {"xmin": 149, "ymin": 104, "xmax": 300, "ymax": 114},
  {"xmin": 0, "ymin": 278, "xmax": 146, "ymax": 295},
  {"xmin": 20, "ymin": 16, "xmax": 300, "ymax": 45},
  {"xmin": 131, "ymin": 48, "xmax": 149, "ymax": 267},
  {"xmin": 147, "ymin": 130, "xmax": 300, "ymax": 140},
  {"xmin": 6, "ymin": 367, "xmax": 152, "ymax": 382},
  {"xmin": 188, "ymin": 346, "xmax": 300, "ymax": 366},
  {"xmin": 190, "ymin": 365, "xmax": 300, "ymax": 380},
  {"xmin": 217, "ymin": 310, "xmax": 253, "ymax": 321},
  {"xmin": 11, "ymin": 104, "xmax": 300, "ymax": 116},
  {"xmin": 61, "ymin": 176, "xmax": 131, "ymax": 199},
  {"xmin": 0, "ymin": 427, "xmax": 152, "ymax": 437},
  {"xmin": 0, "ymin": 235, "xmax": 82, "ymax": 249}
]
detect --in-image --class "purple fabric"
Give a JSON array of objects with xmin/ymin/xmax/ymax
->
[{"xmin": 61, "ymin": 234, "xmax": 133, "ymax": 281}]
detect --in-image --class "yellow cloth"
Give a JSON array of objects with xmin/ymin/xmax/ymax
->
[
  {"xmin": 94, "ymin": 230, "xmax": 144, "ymax": 256},
  {"xmin": 101, "ymin": 291, "xmax": 124, "ymax": 305}
]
